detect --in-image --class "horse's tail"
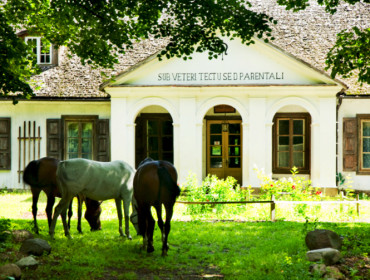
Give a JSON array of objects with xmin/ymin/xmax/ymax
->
[
  {"xmin": 23, "ymin": 160, "xmax": 40, "ymax": 187},
  {"xmin": 157, "ymin": 164, "xmax": 181, "ymax": 199}
]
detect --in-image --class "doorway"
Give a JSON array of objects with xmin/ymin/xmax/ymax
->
[{"xmin": 206, "ymin": 120, "xmax": 242, "ymax": 183}]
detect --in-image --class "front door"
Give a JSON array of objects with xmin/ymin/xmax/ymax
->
[{"xmin": 207, "ymin": 120, "xmax": 242, "ymax": 183}]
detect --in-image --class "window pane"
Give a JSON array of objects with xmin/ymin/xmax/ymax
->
[
  {"xmin": 211, "ymin": 146, "xmax": 222, "ymax": 156},
  {"xmin": 363, "ymin": 138, "xmax": 370, "ymax": 152},
  {"xmin": 363, "ymin": 154, "xmax": 370, "ymax": 168},
  {"xmin": 278, "ymin": 152, "xmax": 289, "ymax": 167},
  {"xmin": 82, "ymin": 122, "xmax": 93, "ymax": 137},
  {"xmin": 229, "ymin": 157, "xmax": 241, "ymax": 168},
  {"xmin": 148, "ymin": 152, "xmax": 158, "ymax": 160},
  {"xmin": 211, "ymin": 157, "xmax": 222, "ymax": 168},
  {"xmin": 67, "ymin": 123, "xmax": 79, "ymax": 137},
  {"xmin": 293, "ymin": 120, "xmax": 303, "ymax": 134},
  {"xmin": 229, "ymin": 146, "xmax": 240, "ymax": 156},
  {"xmin": 293, "ymin": 136, "xmax": 304, "ymax": 151},
  {"xmin": 81, "ymin": 153, "xmax": 92, "ymax": 160},
  {"xmin": 278, "ymin": 136, "xmax": 289, "ymax": 151},
  {"xmin": 67, "ymin": 139, "xmax": 78, "ymax": 153},
  {"xmin": 210, "ymin": 124, "xmax": 222, "ymax": 134},
  {"xmin": 293, "ymin": 152, "xmax": 304, "ymax": 167},
  {"xmin": 229, "ymin": 135, "xmax": 240, "ymax": 145},
  {"xmin": 228, "ymin": 123, "xmax": 240, "ymax": 134},
  {"xmin": 363, "ymin": 122, "xmax": 370, "ymax": 136},
  {"xmin": 147, "ymin": 120, "xmax": 158, "ymax": 135},
  {"xmin": 162, "ymin": 121, "xmax": 173, "ymax": 135},
  {"xmin": 67, "ymin": 153, "xmax": 78, "ymax": 159},
  {"xmin": 210, "ymin": 135, "xmax": 222, "ymax": 145},
  {"xmin": 82, "ymin": 139, "xmax": 92, "ymax": 154},
  {"xmin": 278, "ymin": 120, "xmax": 289, "ymax": 135},
  {"xmin": 162, "ymin": 153, "xmax": 173, "ymax": 163}
]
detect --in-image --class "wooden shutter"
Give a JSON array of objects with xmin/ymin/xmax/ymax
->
[
  {"xmin": 97, "ymin": 119, "xmax": 110, "ymax": 162},
  {"xmin": 0, "ymin": 118, "xmax": 11, "ymax": 170},
  {"xmin": 47, "ymin": 119, "xmax": 63, "ymax": 160},
  {"xmin": 343, "ymin": 118, "xmax": 357, "ymax": 171}
]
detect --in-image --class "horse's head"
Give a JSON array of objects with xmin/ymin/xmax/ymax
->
[{"xmin": 84, "ymin": 198, "xmax": 102, "ymax": 231}]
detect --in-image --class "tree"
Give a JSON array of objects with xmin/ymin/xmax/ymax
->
[
  {"xmin": 0, "ymin": 0, "xmax": 369, "ymax": 101},
  {"xmin": 277, "ymin": 0, "xmax": 370, "ymax": 85}
]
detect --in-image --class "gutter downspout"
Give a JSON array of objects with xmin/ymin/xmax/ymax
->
[{"xmin": 336, "ymin": 90, "xmax": 346, "ymax": 189}]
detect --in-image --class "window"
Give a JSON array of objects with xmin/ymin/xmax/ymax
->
[
  {"xmin": 46, "ymin": 117, "xmax": 110, "ymax": 162},
  {"xmin": 358, "ymin": 115, "xmax": 370, "ymax": 173},
  {"xmin": 64, "ymin": 117, "xmax": 95, "ymax": 160},
  {"xmin": 273, "ymin": 113, "xmax": 311, "ymax": 174},
  {"xmin": 25, "ymin": 37, "xmax": 52, "ymax": 64},
  {"xmin": 343, "ymin": 115, "xmax": 370, "ymax": 174},
  {"xmin": 0, "ymin": 118, "xmax": 11, "ymax": 170}
]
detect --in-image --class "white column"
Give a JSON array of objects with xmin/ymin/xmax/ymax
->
[
  {"xmin": 242, "ymin": 122, "xmax": 249, "ymax": 187},
  {"xmin": 265, "ymin": 122, "xmax": 274, "ymax": 176},
  {"xmin": 126, "ymin": 123, "xmax": 136, "ymax": 168},
  {"xmin": 178, "ymin": 97, "xmax": 198, "ymax": 184},
  {"xmin": 248, "ymin": 98, "xmax": 267, "ymax": 187},
  {"xmin": 110, "ymin": 97, "xmax": 128, "ymax": 161},
  {"xmin": 310, "ymin": 122, "xmax": 320, "ymax": 187},
  {"xmin": 318, "ymin": 97, "xmax": 337, "ymax": 188}
]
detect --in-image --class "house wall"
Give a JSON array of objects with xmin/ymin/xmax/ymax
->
[
  {"xmin": 338, "ymin": 98, "xmax": 370, "ymax": 191},
  {"xmin": 108, "ymin": 85, "xmax": 340, "ymax": 190},
  {"xmin": 0, "ymin": 101, "xmax": 110, "ymax": 189}
]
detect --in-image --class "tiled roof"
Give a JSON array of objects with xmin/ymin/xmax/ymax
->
[{"xmin": 30, "ymin": 0, "xmax": 370, "ymax": 98}]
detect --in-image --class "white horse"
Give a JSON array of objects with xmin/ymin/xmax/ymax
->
[{"xmin": 49, "ymin": 158, "xmax": 134, "ymax": 239}]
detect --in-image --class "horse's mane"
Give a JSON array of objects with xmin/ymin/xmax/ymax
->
[{"xmin": 23, "ymin": 159, "xmax": 40, "ymax": 187}]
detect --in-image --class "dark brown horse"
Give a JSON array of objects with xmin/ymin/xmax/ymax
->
[
  {"xmin": 131, "ymin": 158, "xmax": 181, "ymax": 256},
  {"xmin": 23, "ymin": 157, "xmax": 102, "ymax": 234}
]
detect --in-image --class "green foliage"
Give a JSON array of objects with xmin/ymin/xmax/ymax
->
[
  {"xmin": 256, "ymin": 166, "xmax": 320, "ymax": 201},
  {"xmin": 0, "ymin": 218, "xmax": 11, "ymax": 243},
  {"xmin": 326, "ymin": 27, "xmax": 370, "ymax": 85},
  {"xmin": 182, "ymin": 173, "xmax": 249, "ymax": 217}
]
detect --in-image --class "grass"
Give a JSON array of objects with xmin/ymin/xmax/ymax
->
[{"xmin": 1, "ymin": 192, "xmax": 369, "ymax": 279}]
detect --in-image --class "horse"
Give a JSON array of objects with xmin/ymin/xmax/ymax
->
[
  {"xmin": 49, "ymin": 158, "xmax": 134, "ymax": 239},
  {"xmin": 23, "ymin": 157, "xmax": 102, "ymax": 234},
  {"xmin": 131, "ymin": 157, "xmax": 181, "ymax": 256}
]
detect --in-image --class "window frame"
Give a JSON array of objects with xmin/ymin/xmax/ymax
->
[
  {"xmin": 272, "ymin": 113, "xmax": 311, "ymax": 174},
  {"xmin": 357, "ymin": 114, "xmax": 370, "ymax": 174},
  {"xmin": 25, "ymin": 36, "xmax": 53, "ymax": 65},
  {"xmin": 0, "ymin": 118, "xmax": 11, "ymax": 170},
  {"xmin": 62, "ymin": 115, "xmax": 97, "ymax": 160}
]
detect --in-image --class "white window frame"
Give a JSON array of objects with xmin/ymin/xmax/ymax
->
[{"xmin": 25, "ymin": 36, "xmax": 52, "ymax": 64}]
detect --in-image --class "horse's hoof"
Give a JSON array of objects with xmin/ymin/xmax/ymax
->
[
  {"xmin": 127, "ymin": 235, "xmax": 132, "ymax": 240},
  {"xmin": 147, "ymin": 246, "xmax": 155, "ymax": 253},
  {"xmin": 161, "ymin": 251, "xmax": 168, "ymax": 257}
]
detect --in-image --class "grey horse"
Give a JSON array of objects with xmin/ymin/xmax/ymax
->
[{"xmin": 49, "ymin": 158, "xmax": 134, "ymax": 239}]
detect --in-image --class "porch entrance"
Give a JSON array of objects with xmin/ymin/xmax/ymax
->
[{"xmin": 206, "ymin": 120, "xmax": 242, "ymax": 183}]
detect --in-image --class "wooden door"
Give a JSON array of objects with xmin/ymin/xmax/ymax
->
[{"xmin": 207, "ymin": 120, "xmax": 242, "ymax": 183}]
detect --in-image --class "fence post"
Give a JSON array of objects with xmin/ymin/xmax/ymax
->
[
  {"xmin": 270, "ymin": 194, "xmax": 276, "ymax": 222},
  {"xmin": 356, "ymin": 193, "xmax": 360, "ymax": 216}
]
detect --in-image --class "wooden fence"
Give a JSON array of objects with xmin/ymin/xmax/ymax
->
[
  {"xmin": 17, "ymin": 121, "xmax": 42, "ymax": 185},
  {"xmin": 176, "ymin": 194, "xmax": 367, "ymax": 221}
]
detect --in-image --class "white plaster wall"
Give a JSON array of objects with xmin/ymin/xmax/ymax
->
[
  {"xmin": 0, "ymin": 101, "xmax": 110, "ymax": 189},
  {"xmin": 108, "ymin": 86, "xmax": 340, "ymax": 189},
  {"xmin": 338, "ymin": 98, "xmax": 370, "ymax": 191}
]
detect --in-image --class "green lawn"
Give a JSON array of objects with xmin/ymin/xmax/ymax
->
[{"xmin": 1, "ymin": 192, "xmax": 369, "ymax": 279}]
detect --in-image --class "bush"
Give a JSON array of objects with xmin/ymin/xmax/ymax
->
[{"xmin": 182, "ymin": 173, "xmax": 249, "ymax": 217}]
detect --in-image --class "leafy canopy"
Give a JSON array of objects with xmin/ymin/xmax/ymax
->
[{"xmin": 0, "ymin": 0, "xmax": 369, "ymax": 102}]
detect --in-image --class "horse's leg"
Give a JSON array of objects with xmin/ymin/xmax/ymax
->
[
  {"xmin": 67, "ymin": 198, "xmax": 73, "ymax": 230},
  {"xmin": 154, "ymin": 205, "xmax": 164, "ymax": 242},
  {"xmin": 162, "ymin": 204, "xmax": 175, "ymax": 256},
  {"xmin": 146, "ymin": 209, "xmax": 156, "ymax": 254},
  {"xmin": 76, "ymin": 195, "xmax": 83, "ymax": 234},
  {"xmin": 49, "ymin": 193, "xmax": 74, "ymax": 239},
  {"xmin": 31, "ymin": 188, "xmax": 41, "ymax": 234},
  {"xmin": 115, "ymin": 198, "xmax": 124, "ymax": 237},
  {"xmin": 123, "ymin": 197, "xmax": 132, "ymax": 240},
  {"xmin": 45, "ymin": 193, "xmax": 55, "ymax": 229}
]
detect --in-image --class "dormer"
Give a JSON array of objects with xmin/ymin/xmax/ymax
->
[{"xmin": 17, "ymin": 31, "xmax": 58, "ymax": 67}]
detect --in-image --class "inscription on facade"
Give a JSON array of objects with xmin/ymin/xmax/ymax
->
[{"xmin": 157, "ymin": 72, "xmax": 285, "ymax": 82}]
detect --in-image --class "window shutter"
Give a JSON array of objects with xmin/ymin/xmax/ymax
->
[
  {"xmin": 47, "ymin": 119, "xmax": 62, "ymax": 160},
  {"xmin": 0, "ymin": 118, "xmax": 11, "ymax": 170},
  {"xmin": 343, "ymin": 118, "xmax": 357, "ymax": 171},
  {"xmin": 97, "ymin": 119, "xmax": 110, "ymax": 162}
]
